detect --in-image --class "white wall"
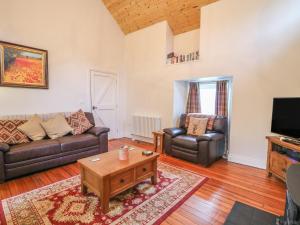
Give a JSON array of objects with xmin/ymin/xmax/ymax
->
[
  {"xmin": 166, "ymin": 24, "xmax": 174, "ymax": 57},
  {"xmin": 124, "ymin": 22, "xmax": 167, "ymax": 134},
  {"xmin": 173, "ymin": 29, "xmax": 200, "ymax": 55},
  {"xmin": 124, "ymin": 0, "xmax": 300, "ymax": 168},
  {"xmin": 173, "ymin": 81, "xmax": 188, "ymax": 126},
  {"xmin": 0, "ymin": 0, "xmax": 125, "ymax": 136}
]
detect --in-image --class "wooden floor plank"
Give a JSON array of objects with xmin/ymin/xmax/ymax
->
[{"xmin": 0, "ymin": 138, "xmax": 286, "ymax": 224}]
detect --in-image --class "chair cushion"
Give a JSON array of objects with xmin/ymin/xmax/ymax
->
[
  {"xmin": 5, "ymin": 139, "xmax": 61, "ymax": 164},
  {"xmin": 185, "ymin": 113, "xmax": 217, "ymax": 131},
  {"xmin": 58, "ymin": 134, "xmax": 98, "ymax": 152},
  {"xmin": 172, "ymin": 135, "xmax": 198, "ymax": 150},
  {"xmin": 187, "ymin": 117, "xmax": 208, "ymax": 136}
]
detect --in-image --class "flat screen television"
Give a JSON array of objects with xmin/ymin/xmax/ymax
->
[{"xmin": 271, "ymin": 98, "xmax": 300, "ymax": 139}]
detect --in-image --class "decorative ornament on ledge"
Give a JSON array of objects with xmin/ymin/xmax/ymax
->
[
  {"xmin": 0, "ymin": 41, "xmax": 48, "ymax": 89},
  {"xmin": 166, "ymin": 50, "xmax": 199, "ymax": 65}
]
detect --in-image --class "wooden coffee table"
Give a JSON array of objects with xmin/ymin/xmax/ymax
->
[{"xmin": 78, "ymin": 148, "xmax": 159, "ymax": 213}]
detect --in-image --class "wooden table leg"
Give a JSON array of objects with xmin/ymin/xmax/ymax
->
[
  {"xmin": 151, "ymin": 175, "xmax": 157, "ymax": 185},
  {"xmin": 151, "ymin": 160, "xmax": 157, "ymax": 185},
  {"xmin": 80, "ymin": 167, "xmax": 87, "ymax": 194},
  {"xmin": 158, "ymin": 135, "xmax": 163, "ymax": 154},
  {"xmin": 81, "ymin": 184, "xmax": 87, "ymax": 194},
  {"xmin": 267, "ymin": 172, "xmax": 272, "ymax": 177},
  {"xmin": 153, "ymin": 134, "xmax": 158, "ymax": 152},
  {"xmin": 100, "ymin": 177, "xmax": 110, "ymax": 214}
]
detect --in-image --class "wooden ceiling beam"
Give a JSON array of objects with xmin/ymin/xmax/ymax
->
[{"xmin": 102, "ymin": 0, "xmax": 218, "ymax": 35}]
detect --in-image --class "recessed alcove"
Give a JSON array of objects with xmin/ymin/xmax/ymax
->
[{"xmin": 166, "ymin": 26, "xmax": 200, "ymax": 65}]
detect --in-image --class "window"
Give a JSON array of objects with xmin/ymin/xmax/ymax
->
[{"xmin": 199, "ymin": 83, "xmax": 216, "ymax": 115}]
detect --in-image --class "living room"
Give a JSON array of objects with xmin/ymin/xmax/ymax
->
[{"xmin": 0, "ymin": 0, "xmax": 299, "ymax": 224}]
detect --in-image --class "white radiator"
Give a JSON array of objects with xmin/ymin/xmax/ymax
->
[{"xmin": 132, "ymin": 115, "xmax": 161, "ymax": 140}]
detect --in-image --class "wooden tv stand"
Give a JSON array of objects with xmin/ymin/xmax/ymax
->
[{"xmin": 266, "ymin": 136, "xmax": 300, "ymax": 182}]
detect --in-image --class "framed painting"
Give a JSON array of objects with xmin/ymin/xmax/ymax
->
[{"xmin": 0, "ymin": 41, "xmax": 48, "ymax": 89}]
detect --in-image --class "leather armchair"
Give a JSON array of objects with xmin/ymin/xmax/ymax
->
[
  {"xmin": 164, "ymin": 114, "xmax": 227, "ymax": 167},
  {"xmin": 164, "ymin": 128, "xmax": 186, "ymax": 137}
]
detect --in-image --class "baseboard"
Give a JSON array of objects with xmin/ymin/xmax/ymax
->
[
  {"xmin": 228, "ymin": 154, "xmax": 266, "ymax": 169},
  {"xmin": 130, "ymin": 135, "xmax": 153, "ymax": 144}
]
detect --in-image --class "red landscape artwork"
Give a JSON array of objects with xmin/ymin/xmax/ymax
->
[
  {"xmin": 4, "ymin": 57, "xmax": 43, "ymax": 84},
  {"xmin": 0, "ymin": 42, "xmax": 48, "ymax": 88}
]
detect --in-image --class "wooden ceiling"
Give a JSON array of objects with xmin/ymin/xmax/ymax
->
[{"xmin": 102, "ymin": 0, "xmax": 218, "ymax": 35}]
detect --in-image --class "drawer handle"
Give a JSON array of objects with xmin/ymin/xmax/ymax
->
[
  {"xmin": 120, "ymin": 179, "xmax": 125, "ymax": 183},
  {"xmin": 143, "ymin": 168, "xmax": 147, "ymax": 172}
]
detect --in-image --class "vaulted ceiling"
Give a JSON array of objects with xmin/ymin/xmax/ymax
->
[{"xmin": 102, "ymin": 0, "xmax": 218, "ymax": 35}]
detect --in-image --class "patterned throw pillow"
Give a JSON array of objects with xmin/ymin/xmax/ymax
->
[
  {"xmin": 185, "ymin": 113, "xmax": 216, "ymax": 131},
  {"xmin": 187, "ymin": 117, "xmax": 208, "ymax": 136},
  {"xmin": 67, "ymin": 110, "xmax": 93, "ymax": 135},
  {"xmin": 0, "ymin": 120, "xmax": 30, "ymax": 144}
]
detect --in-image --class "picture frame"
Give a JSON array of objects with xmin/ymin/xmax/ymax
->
[{"xmin": 0, "ymin": 41, "xmax": 48, "ymax": 89}]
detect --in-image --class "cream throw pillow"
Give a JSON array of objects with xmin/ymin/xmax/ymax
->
[
  {"xmin": 187, "ymin": 117, "xmax": 208, "ymax": 136},
  {"xmin": 41, "ymin": 114, "xmax": 73, "ymax": 139},
  {"xmin": 17, "ymin": 115, "xmax": 46, "ymax": 141}
]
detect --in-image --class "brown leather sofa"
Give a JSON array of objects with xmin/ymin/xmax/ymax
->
[
  {"xmin": 163, "ymin": 114, "xmax": 227, "ymax": 167},
  {"xmin": 0, "ymin": 112, "xmax": 109, "ymax": 183}
]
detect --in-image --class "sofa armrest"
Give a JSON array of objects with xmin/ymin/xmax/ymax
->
[
  {"xmin": 86, "ymin": 127, "xmax": 110, "ymax": 136},
  {"xmin": 197, "ymin": 133, "xmax": 225, "ymax": 142},
  {"xmin": 0, "ymin": 144, "xmax": 7, "ymax": 183},
  {"xmin": 0, "ymin": 143, "xmax": 9, "ymax": 153},
  {"xmin": 163, "ymin": 128, "xmax": 186, "ymax": 137}
]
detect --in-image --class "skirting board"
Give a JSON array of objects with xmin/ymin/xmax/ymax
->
[
  {"xmin": 228, "ymin": 154, "xmax": 266, "ymax": 169},
  {"xmin": 130, "ymin": 135, "xmax": 153, "ymax": 144}
]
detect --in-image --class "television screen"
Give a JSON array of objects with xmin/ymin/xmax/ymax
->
[{"xmin": 271, "ymin": 98, "xmax": 300, "ymax": 139}]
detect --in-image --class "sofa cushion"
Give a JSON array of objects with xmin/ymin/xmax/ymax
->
[
  {"xmin": 67, "ymin": 110, "xmax": 93, "ymax": 135},
  {"xmin": 17, "ymin": 115, "xmax": 46, "ymax": 141},
  {"xmin": 41, "ymin": 114, "xmax": 73, "ymax": 139},
  {"xmin": 172, "ymin": 135, "xmax": 198, "ymax": 150},
  {"xmin": 58, "ymin": 134, "xmax": 98, "ymax": 152},
  {"xmin": 5, "ymin": 139, "xmax": 61, "ymax": 164},
  {"xmin": 0, "ymin": 120, "xmax": 30, "ymax": 144}
]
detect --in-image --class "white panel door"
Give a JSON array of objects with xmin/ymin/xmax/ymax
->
[{"xmin": 90, "ymin": 70, "xmax": 118, "ymax": 139}]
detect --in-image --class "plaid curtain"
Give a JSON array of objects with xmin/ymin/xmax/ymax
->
[
  {"xmin": 215, "ymin": 81, "xmax": 228, "ymax": 116},
  {"xmin": 215, "ymin": 80, "xmax": 229, "ymax": 158},
  {"xmin": 186, "ymin": 82, "xmax": 201, "ymax": 113}
]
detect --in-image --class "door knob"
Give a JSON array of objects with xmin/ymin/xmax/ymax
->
[{"xmin": 92, "ymin": 106, "xmax": 98, "ymax": 110}]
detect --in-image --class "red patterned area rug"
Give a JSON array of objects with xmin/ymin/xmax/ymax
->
[{"xmin": 0, "ymin": 162, "xmax": 207, "ymax": 225}]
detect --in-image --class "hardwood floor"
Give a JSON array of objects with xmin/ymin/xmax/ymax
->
[{"xmin": 0, "ymin": 138, "xmax": 286, "ymax": 224}]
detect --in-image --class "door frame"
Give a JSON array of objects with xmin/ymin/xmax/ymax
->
[{"xmin": 89, "ymin": 69, "xmax": 120, "ymax": 139}]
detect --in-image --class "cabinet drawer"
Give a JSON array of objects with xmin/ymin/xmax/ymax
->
[
  {"xmin": 270, "ymin": 151, "xmax": 287, "ymax": 178},
  {"xmin": 110, "ymin": 169, "xmax": 134, "ymax": 195},
  {"xmin": 136, "ymin": 162, "xmax": 153, "ymax": 179}
]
